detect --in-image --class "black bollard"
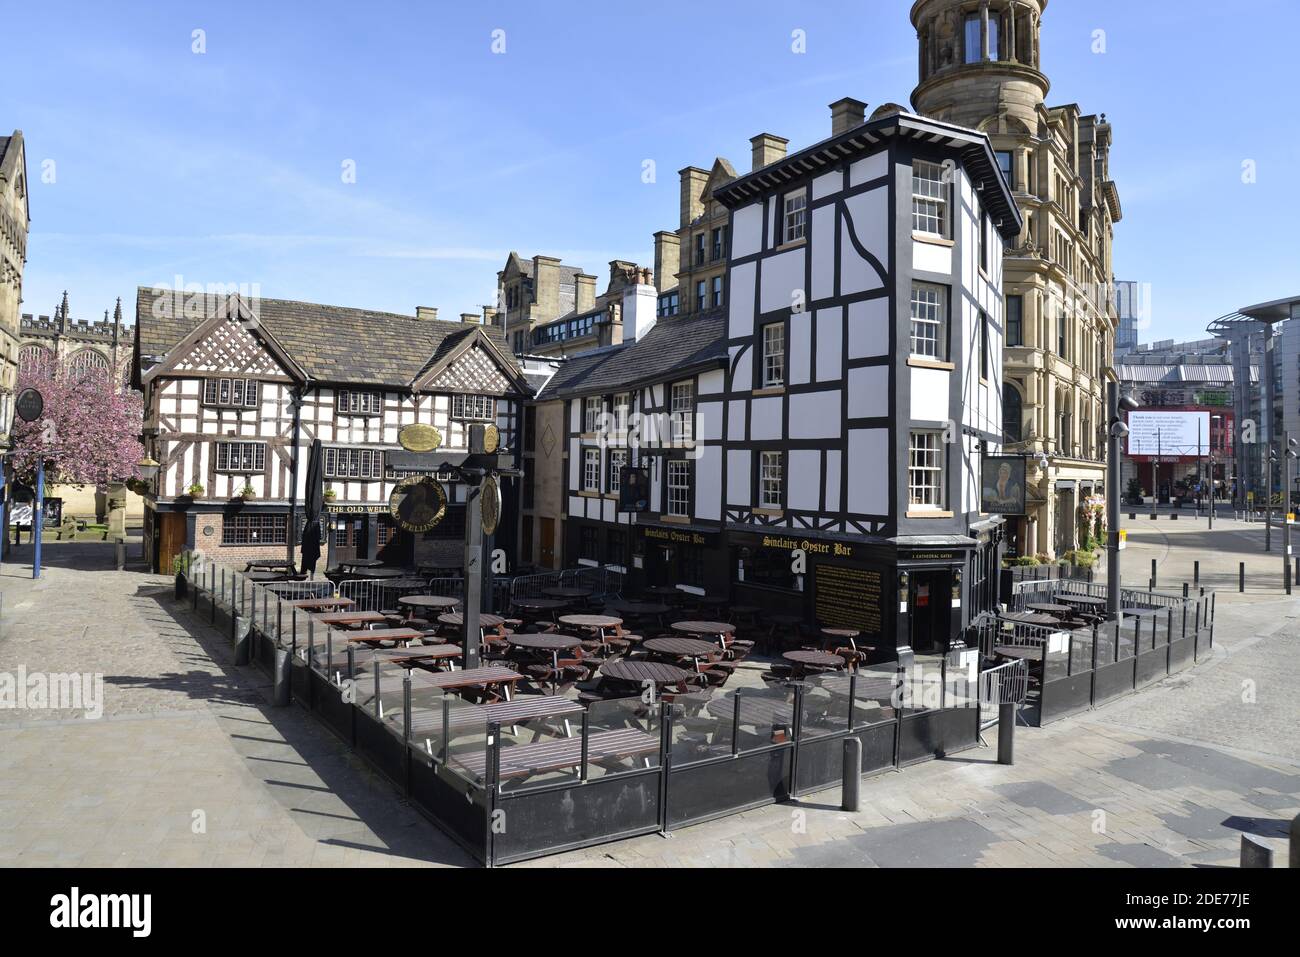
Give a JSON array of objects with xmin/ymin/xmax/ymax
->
[
  {"xmin": 998, "ymin": 702, "xmax": 1016, "ymax": 765},
  {"xmin": 1241, "ymin": 835, "xmax": 1273, "ymax": 868},
  {"xmin": 1182, "ymin": 582, "xmax": 1189, "ymax": 598},
  {"xmin": 1194, "ymin": 560, "xmax": 1200, "ymax": 585},
  {"xmin": 1151, "ymin": 559, "xmax": 1157, "ymax": 588},
  {"xmin": 1240, "ymin": 562, "xmax": 1246, "ymax": 593},
  {"xmin": 842, "ymin": 738, "xmax": 862, "ymax": 811},
  {"xmin": 1291, "ymin": 812, "xmax": 1300, "ymax": 868}
]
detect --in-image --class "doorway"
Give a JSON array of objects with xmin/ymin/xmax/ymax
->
[
  {"xmin": 331, "ymin": 516, "xmax": 364, "ymax": 565},
  {"xmin": 157, "ymin": 512, "xmax": 187, "ymax": 574},
  {"xmin": 908, "ymin": 568, "xmax": 951, "ymax": 655}
]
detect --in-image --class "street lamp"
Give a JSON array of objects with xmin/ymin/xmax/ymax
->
[
  {"xmin": 1106, "ymin": 383, "xmax": 1140, "ymax": 619},
  {"xmin": 1209, "ymin": 415, "xmax": 1222, "ymax": 528}
]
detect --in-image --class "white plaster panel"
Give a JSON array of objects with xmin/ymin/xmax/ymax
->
[
  {"xmin": 789, "ymin": 390, "xmax": 841, "ymax": 440},
  {"xmin": 846, "ymin": 298, "xmax": 889, "ymax": 358},
  {"xmin": 696, "ymin": 453, "xmax": 721, "ymax": 520},
  {"xmin": 815, "ymin": 307, "xmax": 843, "ymax": 381},
  {"xmin": 913, "ymin": 239, "xmax": 952, "ymax": 275},
  {"xmin": 789, "ymin": 312, "xmax": 811, "ymax": 386},
  {"xmin": 910, "ymin": 367, "xmax": 950, "ymax": 422},
  {"xmin": 811, "ymin": 206, "xmax": 835, "ymax": 301},
  {"xmin": 730, "ymin": 203, "xmax": 763, "ymax": 259},
  {"xmin": 728, "ymin": 261, "xmax": 756, "ymax": 339},
  {"xmin": 789, "ymin": 450, "xmax": 822, "ymax": 510},
  {"xmin": 825, "ymin": 449, "xmax": 841, "ymax": 513},
  {"xmin": 812, "ymin": 170, "xmax": 841, "ymax": 201},
  {"xmin": 847, "ymin": 429, "xmax": 889, "ymax": 515},
  {"xmin": 749, "ymin": 396, "xmax": 784, "ymax": 440},
  {"xmin": 759, "ymin": 248, "xmax": 805, "ymax": 315},
  {"xmin": 849, "ymin": 151, "xmax": 888, "ymax": 186},
  {"xmin": 727, "ymin": 399, "xmax": 747, "ymax": 441},
  {"xmin": 727, "ymin": 449, "xmax": 751, "ymax": 506},
  {"xmin": 848, "ymin": 365, "xmax": 889, "ymax": 419}
]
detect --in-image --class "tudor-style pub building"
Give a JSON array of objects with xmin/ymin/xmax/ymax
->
[
  {"xmin": 133, "ymin": 286, "xmax": 529, "ymax": 574},
  {"xmin": 712, "ymin": 102, "xmax": 1021, "ymax": 661}
]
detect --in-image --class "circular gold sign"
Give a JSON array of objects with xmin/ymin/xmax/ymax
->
[
  {"xmin": 389, "ymin": 475, "xmax": 447, "ymax": 532},
  {"xmin": 482, "ymin": 423, "xmax": 500, "ymax": 454},
  {"xmin": 480, "ymin": 475, "xmax": 502, "ymax": 536},
  {"xmin": 398, "ymin": 423, "xmax": 442, "ymax": 453}
]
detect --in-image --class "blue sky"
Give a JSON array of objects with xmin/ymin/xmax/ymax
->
[{"xmin": 3, "ymin": 0, "xmax": 1297, "ymax": 343}]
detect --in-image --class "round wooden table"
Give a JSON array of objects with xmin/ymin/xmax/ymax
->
[
  {"xmin": 353, "ymin": 567, "xmax": 408, "ymax": 579},
  {"xmin": 783, "ymin": 649, "xmax": 845, "ymax": 673},
  {"xmin": 339, "ymin": 558, "xmax": 383, "ymax": 569},
  {"xmin": 671, "ymin": 620, "xmax": 735, "ymax": 637},
  {"xmin": 512, "ymin": 597, "xmax": 571, "ymax": 612},
  {"xmin": 643, "ymin": 636, "xmax": 718, "ymax": 662},
  {"xmin": 247, "ymin": 571, "xmax": 288, "ymax": 583},
  {"xmin": 1061, "ymin": 594, "xmax": 1104, "ymax": 608},
  {"xmin": 543, "ymin": 586, "xmax": 593, "ymax": 600},
  {"xmin": 507, "ymin": 633, "xmax": 583, "ymax": 692},
  {"xmin": 437, "ymin": 612, "xmax": 506, "ymax": 630},
  {"xmin": 643, "ymin": 585, "xmax": 683, "ymax": 601},
  {"xmin": 995, "ymin": 645, "xmax": 1042, "ymax": 662},
  {"xmin": 398, "ymin": 595, "xmax": 460, "ymax": 612},
  {"xmin": 1025, "ymin": 602, "xmax": 1073, "ymax": 616},
  {"xmin": 601, "ymin": 659, "xmax": 691, "ymax": 693},
  {"xmin": 559, "ymin": 614, "xmax": 623, "ymax": 635},
  {"xmin": 1000, "ymin": 610, "xmax": 1059, "ymax": 627},
  {"xmin": 604, "ymin": 600, "xmax": 670, "ymax": 617}
]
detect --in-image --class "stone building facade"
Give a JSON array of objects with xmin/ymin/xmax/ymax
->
[
  {"xmin": 0, "ymin": 130, "xmax": 29, "ymax": 441},
  {"xmin": 910, "ymin": 0, "xmax": 1122, "ymax": 558},
  {"xmin": 19, "ymin": 292, "xmax": 134, "ymax": 381}
]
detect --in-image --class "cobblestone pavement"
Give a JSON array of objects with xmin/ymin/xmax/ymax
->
[{"xmin": 1, "ymin": 540, "xmax": 1297, "ymax": 868}]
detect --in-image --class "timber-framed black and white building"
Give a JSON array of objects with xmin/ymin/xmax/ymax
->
[
  {"xmin": 132, "ymin": 287, "xmax": 530, "ymax": 574},
  {"xmin": 532, "ymin": 103, "xmax": 1021, "ymax": 663}
]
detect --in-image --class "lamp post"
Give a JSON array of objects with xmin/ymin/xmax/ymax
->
[
  {"xmin": 1284, "ymin": 436, "xmax": 1297, "ymax": 592},
  {"xmin": 1209, "ymin": 415, "xmax": 1221, "ymax": 529},
  {"xmin": 1106, "ymin": 382, "xmax": 1139, "ymax": 620}
]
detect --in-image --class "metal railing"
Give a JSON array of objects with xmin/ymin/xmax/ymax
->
[{"xmin": 979, "ymin": 658, "xmax": 1028, "ymax": 730}]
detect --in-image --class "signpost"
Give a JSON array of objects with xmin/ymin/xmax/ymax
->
[
  {"xmin": 13, "ymin": 388, "xmax": 46, "ymax": 579},
  {"xmin": 385, "ymin": 422, "xmax": 515, "ymax": 668}
]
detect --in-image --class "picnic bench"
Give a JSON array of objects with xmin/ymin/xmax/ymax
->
[
  {"xmin": 289, "ymin": 596, "xmax": 355, "ymax": 611},
  {"xmin": 317, "ymin": 610, "xmax": 387, "ymax": 627},
  {"xmin": 407, "ymin": 696, "xmax": 586, "ymax": 750},
  {"xmin": 450, "ymin": 727, "xmax": 660, "ymax": 782}
]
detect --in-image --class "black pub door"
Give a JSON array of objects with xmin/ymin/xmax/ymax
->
[{"xmin": 908, "ymin": 569, "xmax": 952, "ymax": 655}]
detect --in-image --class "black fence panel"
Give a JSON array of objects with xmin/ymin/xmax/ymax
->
[
  {"xmin": 354, "ymin": 710, "xmax": 406, "ymax": 788},
  {"xmin": 665, "ymin": 749, "xmax": 792, "ymax": 829},
  {"xmin": 1169, "ymin": 634, "xmax": 1195, "ymax": 673},
  {"xmin": 491, "ymin": 772, "xmax": 662, "ymax": 865},
  {"xmin": 407, "ymin": 754, "xmax": 490, "ymax": 864},
  {"xmin": 311, "ymin": 672, "xmax": 355, "ymax": 745},
  {"xmin": 898, "ymin": 708, "xmax": 978, "ymax": 764},
  {"xmin": 794, "ymin": 722, "xmax": 896, "ymax": 794},
  {"xmin": 1093, "ymin": 658, "xmax": 1135, "ymax": 706}
]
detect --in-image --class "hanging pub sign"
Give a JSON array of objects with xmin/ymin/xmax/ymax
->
[
  {"xmin": 618, "ymin": 466, "xmax": 650, "ymax": 512},
  {"xmin": 15, "ymin": 388, "xmax": 44, "ymax": 423},
  {"xmin": 397, "ymin": 423, "xmax": 442, "ymax": 453},
  {"xmin": 980, "ymin": 455, "xmax": 1027, "ymax": 515},
  {"xmin": 480, "ymin": 474, "xmax": 502, "ymax": 535},
  {"xmin": 388, "ymin": 474, "xmax": 447, "ymax": 532}
]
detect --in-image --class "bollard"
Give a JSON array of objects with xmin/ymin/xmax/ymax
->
[
  {"xmin": 997, "ymin": 702, "xmax": 1016, "ymax": 765},
  {"xmin": 1240, "ymin": 835, "xmax": 1273, "ymax": 868},
  {"xmin": 1129, "ymin": 512, "xmax": 1136, "ymax": 520},
  {"xmin": 1151, "ymin": 559, "xmax": 1157, "ymax": 588},
  {"xmin": 1240, "ymin": 562, "xmax": 1246, "ymax": 593},
  {"xmin": 1288, "ymin": 562, "xmax": 1293, "ymax": 596},
  {"xmin": 1291, "ymin": 812, "xmax": 1300, "ymax": 867},
  {"xmin": 842, "ymin": 738, "xmax": 862, "ymax": 812},
  {"xmin": 1171, "ymin": 512, "xmax": 1178, "ymax": 521},
  {"xmin": 115, "ymin": 539, "xmax": 126, "ymax": 571},
  {"xmin": 1194, "ymin": 560, "xmax": 1200, "ymax": 585},
  {"xmin": 273, "ymin": 646, "xmax": 291, "ymax": 706},
  {"xmin": 175, "ymin": 571, "xmax": 187, "ymax": 600},
  {"xmin": 1182, "ymin": 582, "xmax": 1189, "ymax": 598},
  {"xmin": 232, "ymin": 612, "xmax": 252, "ymax": 666}
]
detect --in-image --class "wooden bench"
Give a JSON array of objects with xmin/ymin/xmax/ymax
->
[
  {"xmin": 407, "ymin": 696, "xmax": 586, "ymax": 752},
  {"xmin": 450, "ymin": 727, "xmax": 660, "ymax": 782}
]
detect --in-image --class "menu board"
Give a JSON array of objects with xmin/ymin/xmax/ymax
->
[{"xmin": 814, "ymin": 564, "xmax": 884, "ymax": 636}]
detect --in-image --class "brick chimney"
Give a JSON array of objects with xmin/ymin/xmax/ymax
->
[
  {"xmin": 574, "ymin": 273, "xmax": 597, "ymax": 314},
  {"xmin": 750, "ymin": 133, "xmax": 789, "ymax": 172},
  {"xmin": 830, "ymin": 97, "xmax": 868, "ymax": 136},
  {"xmin": 532, "ymin": 255, "xmax": 562, "ymax": 321},
  {"xmin": 653, "ymin": 231, "xmax": 680, "ymax": 293},
  {"xmin": 415, "ymin": 306, "xmax": 438, "ymax": 321},
  {"xmin": 679, "ymin": 167, "xmax": 709, "ymax": 226}
]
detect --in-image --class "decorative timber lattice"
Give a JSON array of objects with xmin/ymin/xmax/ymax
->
[
  {"xmin": 426, "ymin": 343, "xmax": 512, "ymax": 396},
  {"xmin": 173, "ymin": 316, "xmax": 286, "ymax": 377}
]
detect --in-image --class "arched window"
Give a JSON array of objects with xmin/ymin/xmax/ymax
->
[
  {"xmin": 68, "ymin": 349, "xmax": 109, "ymax": 380},
  {"xmin": 18, "ymin": 345, "xmax": 51, "ymax": 374},
  {"xmin": 1003, "ymin": 382, "xmax": 1023, "ymax": 443}
]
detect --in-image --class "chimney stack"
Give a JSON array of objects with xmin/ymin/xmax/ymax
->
[
  {"xmin": 750, "ymin": 133, "xmax": 789, "ymax": 172},
  {"xmin": 415, "ymin": 306, "xmax": 438, "ymax": 321},
  {"xmin": 830, "ymin": 97, "xmax": 868, "ymax": 136},
  {"xmin": 532, "ymin": 255, "xmax": 563, "ymax": 321},
  {"xmin": 653, "ymin": 230, "xmax": 681, "ymax": 293},
  {"xmin": 679, "ymin": 167, "xmax": 709, "ymax": 226},
  {"xmin": 483, "ymin": 306, "xmax": 500, "ymax": 328},
  {"xmin": 460, "ymin": 312, "xmax": 481, "ymax": 325},
  {"xmin": 574, "ymin": 273, "xmax": 597, "ymax": 314}
]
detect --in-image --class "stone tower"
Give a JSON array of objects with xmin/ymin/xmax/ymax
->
[{"xmin": 909, "ymin": 0, "xmax": 1048, "ymax": 134}]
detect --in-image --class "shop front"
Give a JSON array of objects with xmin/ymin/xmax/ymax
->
[{"xmin": 637, "ymin": 522, "xmax": 724, "ymax": 596}]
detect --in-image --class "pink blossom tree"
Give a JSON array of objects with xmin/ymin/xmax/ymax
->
[{"xmin": 10, "ymin": 356, "xmax": 143, "ymax": 491}]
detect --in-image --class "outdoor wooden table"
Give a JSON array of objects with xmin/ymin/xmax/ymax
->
[
  {"xmin": 543, "ymin": 586, "xmax": 593, "ymax": 600},
  {"xmin": 601, "ymin": 659, "xmax": 691, "ymax": 698},
  {"xmin": 411, "ymin": 665, "xmax": 524, "ymax": 701},
  {"xmin": 995, "ymin": 644, "xmax": 1043, "ymax": 662},
  {"xmin": 1025, "ymin": 602, "xmax": 1073, "ymax": 616},
  {"xmin": 322, "ymin": 644, "xmax": 460, "ymax": 673},
  {"xmin": 820, "ymin": 626, "xmax": 862, "ymax": 651},
  {"xmin": 451, "ymin": 727, "xmax": 660, "ymax": 783},
  {"xmin": 244, "ymin": 559, "xmax": 295, "ymax": 572},
  {"xmin": 437, "ymin": 612, "xmax": 507, "ymax": 636},
  {"xmin": 1120, "ymin": 606, "xmax": 1163, "ymax": 616},
  {"xmin": 341, "ymin": 627, "xmax": 426, "ymax": 645},
  {"xmin": 559, "ymin": 614, "xmax": 623, "ymax": 647},
  {"xmin": 289, "ymin": 596, "xmax": 355, "ymax": 611},
  {"xmin": 507, "ymin": 633, "xmax": 584, "ymax": 693},
  {"xmin": 409, "ymin": 695, "xmax": 585, "ymax": 747},
  {"xmin": 783, "ymin": 649, "xmax": 845, "ymax": 675},
  {"xmin": 339, "ymin": 558, "xmax": 383, "ymax": 569},
  {"xmin": 642, "ymin": 636, "xmax": 719, "ymax": 672},
  {"xmin": 1060, "ymin": 594, "xmax": 1104, "ymax": 607},
  {"xmin": 247, "ymin": 571, "xmax": 288, "ymax": 583},
  {"xmin": 604, "ymin": 599, "xmax": 670, "ymax": 617},
  {"xmin": 671, "ymin": 620, "xmax": 735, "ymax": 652},
  {"xmin": 706, "ymin": 694, "xmax": 795, "ymax": 727},
  {"xmin": 643, "ymin": 585, "xmax": 683, "ymax": 601},
  {"xmin": 317, "ymin": 610, "xmax": 387, "ymax": 627},
  {"xmin": 511, "ymin": 596, "xmax": 571, "ymax": 613},
  {"xmin": 398, "ymin": 595, "xmax": 460, "ymax": 612},
  {"xmin": 352, "ymin": 567, "xmax": 408, "ymax": 579},
  {"xmin": 999, "ymin": 610, "xmax": 1059, "ymax": 627}
]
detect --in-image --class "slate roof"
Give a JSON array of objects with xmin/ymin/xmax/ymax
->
[
  {"xmin": 135, "ymin": 286, "xmax": 515, "ymax": 389},
  {"xmin": 537, "ymin": 310, "xmax": 727, "ymax": 401}
]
